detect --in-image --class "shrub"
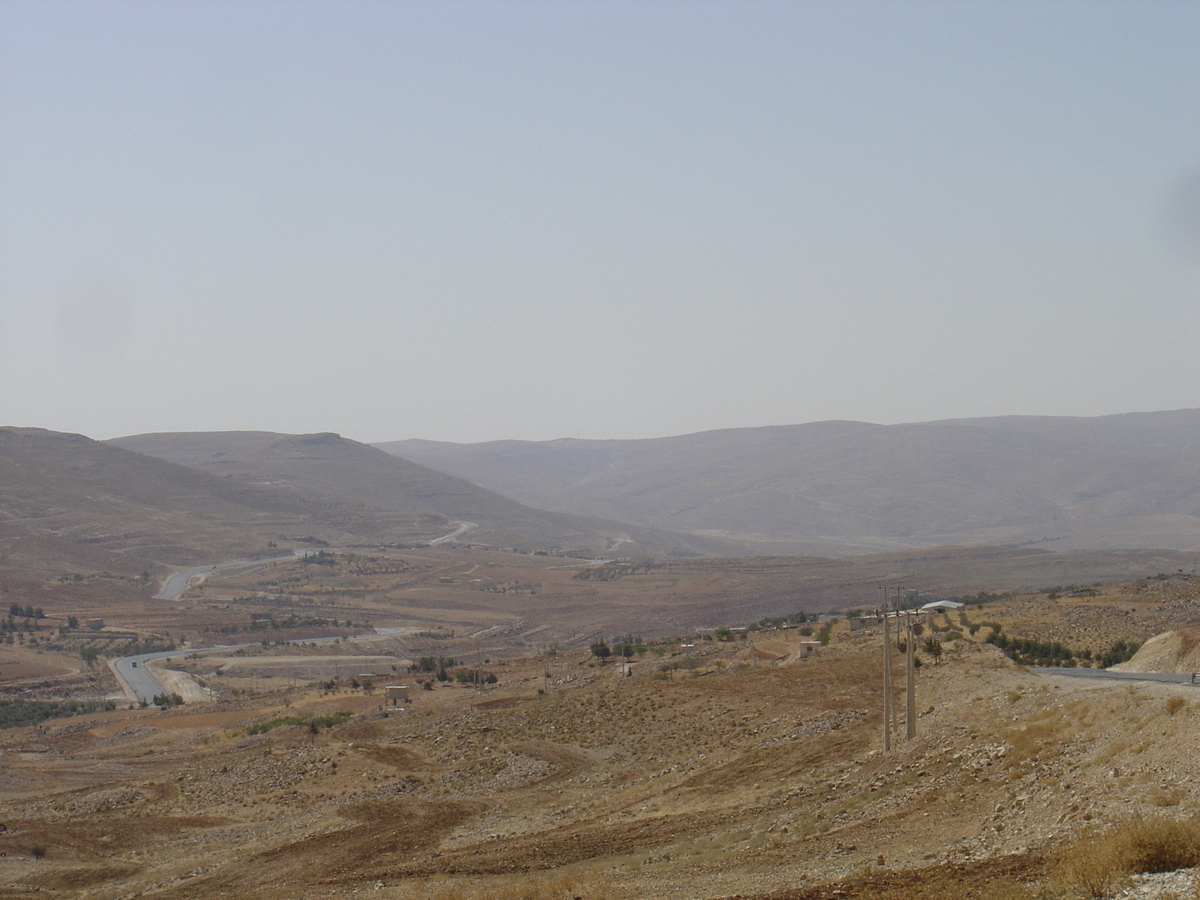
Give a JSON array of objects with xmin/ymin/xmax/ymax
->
[
  {"xmin": 1057, "ymin": 815, "xmax": 1200, "ymax": 897},
  {"xmin": 1166, "ymin": 696, "xmax": 1187, "ymax": 716},
  {"xmin": 245, "ymin": 711, "xmax": 351, "ymax": 736}
]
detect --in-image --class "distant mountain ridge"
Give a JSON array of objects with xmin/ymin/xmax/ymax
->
[
  {"xmin": 110, "ymin": 430, "xmax": 736, "ymax": 557},
  {"xmin": 377, "ymin": 409, "xmax": 1200, "ymax": 555},
  {"xmin": 0, "ymin": 426, "xmax": 449, "ymax": 577}
]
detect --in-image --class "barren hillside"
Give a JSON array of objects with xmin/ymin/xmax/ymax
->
[
  {"xmin": 111, "ymin": 431, "xmax": 739, "ymax": 558},
  {"xmin": 6, "ymin": 578, "xmax": 1200, "ymax": 899},
  {"xmin": 0, "ymin": 427, "xmax": 451, "ymax": 579},
  {"xmin": 379, "ymin": 409, "xmax": 1200, "ymax": 555}
]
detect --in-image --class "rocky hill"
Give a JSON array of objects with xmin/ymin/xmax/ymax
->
[
  {"xmin": 379, "ymin": 409, "xmax": 1200, "ymax": 556},
  {"xmin": 0, "ymin": 426, "xmax": 450, "ymax": 578},
  {"xmin": 110, "ymin": 430, "xmax": 738, "ymax": 558}
]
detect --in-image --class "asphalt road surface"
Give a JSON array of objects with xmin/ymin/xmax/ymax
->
[
  {"xmin": 111, "ymin": 628, "xmax": 418, "ymax": 705},
  {"xmin": 157, "ymin": 522, "xmax": 475, "ymax": 600},
  {"xmin": 429, "ymin": 521, "xmax": 477, "ymax": 546},
  {"xmin": 110, "ymin": 649, "xmax": 195, "ymax": 704},
  {"xmin": 1030, "ymin": 667, "xmax": 1200, "ymax": 685},
  {"xmin": 156, "ymin": 550, "xmax": 308, "ymax": 601}
]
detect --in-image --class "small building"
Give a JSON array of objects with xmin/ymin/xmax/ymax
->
[
  {"xmin": 86, "ymin": 618, "xmax": 104, "ymax": 631},
  {"xmin": 849, "ymin": 615, "xmax": 882, "ymax": 631},
  {"xmin": 919, "ymin": 600, "xmax": 963, "ymax": 613},
  {"xmin": 795, "ymin": 641, "xmax": 822, "ymax": 659},
  {"xmin": 385, "ymin": 685, "xmax": 410, "ymax": 706}
]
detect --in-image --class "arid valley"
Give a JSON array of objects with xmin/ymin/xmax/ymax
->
[
  {"xmin": 8, "ymin": 3, "xmax": 1200, "ymax": 895},
  {"xmin": 6, "ymin": 419, "xmax": 1200, "ymax": 898}
]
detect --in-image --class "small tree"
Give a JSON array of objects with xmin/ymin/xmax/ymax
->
[
  {"xmin": 922, "ymin": 635, "xmax": 943, "ymax": 662},
  {"xmin": 590, "ymin": 639, "xmax": 611, "ymax": 660}
]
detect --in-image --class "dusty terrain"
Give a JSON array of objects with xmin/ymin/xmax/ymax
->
[
  {"xmin": 4, "ymin": 575, "xmax": 1200, "ymax": 899},
  {"xmin": 51, "ymin": 544, "xmax": 1193, "ymax": 659}
]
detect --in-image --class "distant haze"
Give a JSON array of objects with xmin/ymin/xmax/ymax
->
[
  {"xmin": 2, "ymin": 2, "xmax": 1199, "ymax": 444},
  {"xmin": 381, "ymin": 410, "xmax": 1200, "ymax": 556}
]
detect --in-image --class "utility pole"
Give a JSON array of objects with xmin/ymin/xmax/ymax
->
[
  {"xmin": 905, "ymin": 607, "xmax": 916, "ymax": 740},
  {"xmin": 881, "ymin": 588, "xmax": 893, "ymax": 752},
  {"xmin": 883, "ymin": 586, "xmax": 920, "ymax": 747}
]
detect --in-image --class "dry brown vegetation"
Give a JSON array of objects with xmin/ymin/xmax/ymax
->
[
  {"xmin": 8, "ymin": 560, "xmax": 1200, "ymax": 898},
  {"xmin": 5, "ymin": 574, "xmax": 1200, "ymax": 899}
]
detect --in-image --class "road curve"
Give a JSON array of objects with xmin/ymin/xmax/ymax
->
[
  {"xmin": 156, "ymin": 550, "xmax": 309, "ymax": 601},
  {"xmin": 158, "ymin": 523, "xmax": 477, "ymax": 601},
  {"xmin": 430, "ymin": 521, "xmax": 476, "ymax": 546},
  {"xmin": 111, "ymin": 629, "xmax": 417, "ymax": 705}
]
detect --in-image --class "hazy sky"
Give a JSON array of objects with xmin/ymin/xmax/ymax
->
[{"xmin": 2, "ymin": 1, "xmax": 1199, "ymax": 445}]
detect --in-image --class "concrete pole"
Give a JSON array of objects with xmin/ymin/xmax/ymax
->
[
  {"xmin": 906, "ymin": 611, "xmax": 916, "ymax": 740},
  {"xmin": 882, "ymin": 596, "xmax": 893, "ymax": 752}
]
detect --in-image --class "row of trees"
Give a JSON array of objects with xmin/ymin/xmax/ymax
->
[
  {"xmin": 590, "ymin": 635, "xmax": 646, "ymax": 660},
  {"xmin": 0, "ymin": 698, "xmax": 117, "ymax": 729},
  {"xmin": 986, "ymin": 631, "xmax": 1140, "ymax": 668}
]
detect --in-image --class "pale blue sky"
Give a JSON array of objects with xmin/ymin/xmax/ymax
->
[{"xmin": 2, "ymin": 0, "xmax": 1198, "ymax": 444}]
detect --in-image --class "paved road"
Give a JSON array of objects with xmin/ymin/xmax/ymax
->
[
  {"xmin": 131, "ymin": 524, "xmax": 476, "ymax": 702},
  {"xmin": 158, "ymin": 523, "xmax": 478, "ymax": 601},
  {"xmin": 111, "ymin": 649, "xmax": 199, "ymax": 704},
  {"xmin": 111, "ymin": 627, "xmax": 420, "ymax": 705},
  {"xmin": 1031, "ymin": 667, "xmax": 1200, "ymax": 685},
  {"xmin": 429, "ymin": 521, "xmax": 476, "ymax": 546},
  {"xmin": 156, "ymin": 550, "xmax": 309, "ymax": 601}
]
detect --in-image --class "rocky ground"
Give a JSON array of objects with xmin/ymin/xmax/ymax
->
[{"xmin": 4, "ymin": 582, "xmax": 1200, "ymax": 898}]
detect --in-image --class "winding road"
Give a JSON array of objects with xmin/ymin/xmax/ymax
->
[
  {"xmin": 119, "ymin": 522, "xmax": 480, "ymax": 703},
  {"xmin": 429, "ymin": 521, "xmax": 476, "ymax": 546},
  {"xmin": 156, "ymin": 549, "xmax": 309, "ymax": 601},
  {"xmin": 111, "ymin": 628, "xmax": 417, "ymax": 705},
  {"xmin": 157, "ymin": 521, "xmax": 474, "ymax": 601}
]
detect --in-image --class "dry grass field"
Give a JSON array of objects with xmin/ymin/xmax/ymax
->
[{"xmin": 5, "ymin": 572, "xmax": 1200, "ymax": 898}]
